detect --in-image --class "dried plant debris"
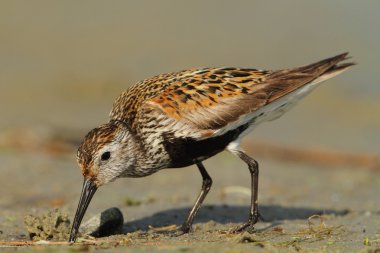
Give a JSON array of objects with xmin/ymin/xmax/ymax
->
[
  {"xmin": 124, "ymin": 196, "xmax": 142, "ymax": 206},
  {"xmin": 24, "ymin": 209, "xmax": 70, "ymax": 241},
  {"xmin": 123, "ymin": 195, "xmax": 156, "ymax": 206}
]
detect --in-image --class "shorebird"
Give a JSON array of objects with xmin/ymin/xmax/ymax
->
[{"xmin": 69, "ymin": 53, "xmax": 354, "ymax": 242}]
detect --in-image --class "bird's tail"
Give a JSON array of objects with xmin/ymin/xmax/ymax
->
[{"xmin": 265, "ymin": 52, "xmax": 355, "ymax": 103}]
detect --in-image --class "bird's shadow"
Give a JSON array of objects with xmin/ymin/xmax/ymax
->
[{"xmin": 122, "ymin": 204, "xmax": 349, "ymax": 233}]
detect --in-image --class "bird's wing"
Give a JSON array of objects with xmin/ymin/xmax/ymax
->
[
  {"xmin": 140, "ymin": 67, "xmax": 271, "ymax": 138},
  {"xmin": 138, "ymin": 53, "xmax": 354, "ymax": 140}
]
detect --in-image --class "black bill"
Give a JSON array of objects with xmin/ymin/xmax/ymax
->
[{"xmin": 69, "ymin": 178, "xmax": 98, "ymax": 243}]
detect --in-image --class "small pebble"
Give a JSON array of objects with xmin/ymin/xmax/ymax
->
[{"xmin": 79, "ymin": 207, "xmax": 124, "ymax": 237}]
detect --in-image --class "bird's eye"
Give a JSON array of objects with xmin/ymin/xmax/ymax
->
[{"xmin": 101, "ymin": 151, "xmax": 111, "ymax": 161}]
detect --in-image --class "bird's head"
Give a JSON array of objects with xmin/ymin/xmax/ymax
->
[
  {"xmin": 69, "ymin": 120, "xmax": 136, "ymax": 242},
  {"xmin": 76, "ymin": 120, "xmax": 137, "ymax": 186}
]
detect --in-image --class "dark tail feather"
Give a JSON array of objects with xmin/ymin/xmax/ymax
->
[{"xmin": 265, "ymin": 53, "xmax": 355, "ymax": 103}]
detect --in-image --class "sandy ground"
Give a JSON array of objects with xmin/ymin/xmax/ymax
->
[
  {"xmin": 1, "ymin": 1, "xmax": 380, "ymax": 252},
  {"xmin": 0, "ymin": 132, "xmax": 379, "ymax": 252}
]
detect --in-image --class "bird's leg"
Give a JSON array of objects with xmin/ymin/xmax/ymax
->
[
  {"xmin": 230, "ymin": 150, "xmax": 260, "ymax": 233},
  {"xmin": 180, "ymin": 162, "xmax": 213, "ymax": 234}
]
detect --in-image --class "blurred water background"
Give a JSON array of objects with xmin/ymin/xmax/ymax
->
[{"xmin": 1, "ymin": 0, "xmax": 379, "ymax": 154}]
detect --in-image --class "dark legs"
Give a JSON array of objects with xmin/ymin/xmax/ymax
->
[
  {"xmin": 231, "ymin": 150, "xmax": 260, "ymax": 233},
  {"xmin": 179, "ymin": 149, "xmax": 259, "ymax": 234},
  {"xmin": 181, "ymin": 162, "xmax": 213, "ymax": 233}
]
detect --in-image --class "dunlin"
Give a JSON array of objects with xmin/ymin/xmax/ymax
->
[{"xmin": 69, "ymin": 53, "xmax": 354, "ymax": 242}]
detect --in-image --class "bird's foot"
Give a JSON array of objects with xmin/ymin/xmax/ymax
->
[
  {"xmin": 232, "ymin": 213, "xmax": 262, "ymax": 234},
  {"xmin": 232, "ymin": 222, "xmax": 256, "ymax": 234},
  {"xmin": 180, "ymin": 223, "xmax": 192, "ymax": 234},
  {"xmin": 160, "ymin": 224, "xmax": 191, "ymax": 237}
]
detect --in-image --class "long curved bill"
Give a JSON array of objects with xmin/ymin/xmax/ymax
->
[{"xmin": 69, "ymin": 178, "xmax": 98, "ymax": 243}]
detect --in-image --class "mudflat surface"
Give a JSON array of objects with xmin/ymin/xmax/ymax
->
[
  {"xmin": 0, "ymin": 135, "xmax": 379, "ymax": 252},
  {"xmin": 1, "ymin": 1, "xmax": 380, "ymax": 252}
]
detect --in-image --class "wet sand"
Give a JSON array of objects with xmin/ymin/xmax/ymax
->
[{"xmin": 0, "ymin": 134, "xmax": 379, "ymax": 252}]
